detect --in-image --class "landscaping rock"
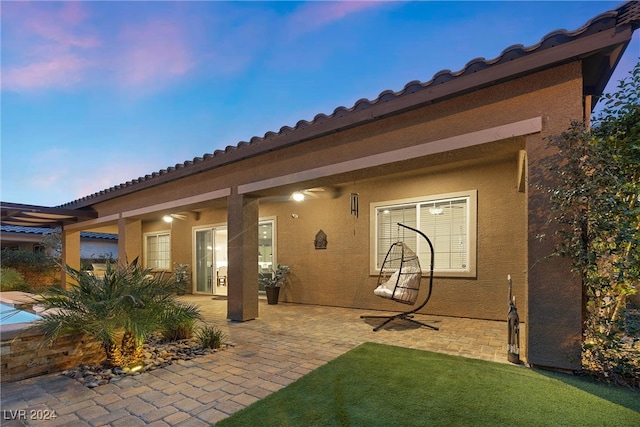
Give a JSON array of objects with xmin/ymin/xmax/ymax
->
[{"xmin": 62, "ymin": 334, "xmax": 225, "ymax": 387}]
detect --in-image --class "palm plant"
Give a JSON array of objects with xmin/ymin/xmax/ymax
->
[{"xmin": 34, "ymin": 258, "xmax": 202, "ymax": 368}]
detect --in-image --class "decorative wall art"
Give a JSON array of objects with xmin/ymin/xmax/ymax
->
[{"xmin": 314, "ymin": 230, "xmax": 327, "ymax": 249}]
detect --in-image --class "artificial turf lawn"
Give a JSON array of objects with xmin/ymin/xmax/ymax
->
[{"xmin": 216, "ymin": 342, "xmax": 639, "ymax": 426}]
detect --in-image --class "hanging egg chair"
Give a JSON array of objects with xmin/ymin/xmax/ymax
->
[
  {"xmin": 373, "ymin": 242, "xmax": 422, "ymax": 305},
  {"xmin": 361, "ymin": 223, "xmax": 438, "ymax": 332}
]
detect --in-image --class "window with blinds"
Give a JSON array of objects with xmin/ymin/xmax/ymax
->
[
  {"xmin": 145, "ymin": 232, "xmax": 171, "ymax": 270},
  {"xmin": 372, "ymin": 191, "xmax": 476, "ymax": 277}
]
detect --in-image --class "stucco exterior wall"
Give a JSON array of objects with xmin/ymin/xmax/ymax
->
[{"xmin": 260, "ymin": 150, "xmax": 526, "ymax": 321}]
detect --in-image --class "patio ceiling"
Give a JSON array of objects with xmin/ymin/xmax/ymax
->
[{"xmin": 1, "ymin": 202, "xmax": 98, "ymax": 228}]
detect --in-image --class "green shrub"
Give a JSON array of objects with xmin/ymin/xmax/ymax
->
[
  {"xmin": 545, "ymin": 61, "xmax": 640, "ymax": 388},
  {"xmin": 0, "ymin": 248, "xmax": 58, "ymax": 288},
  {"xmin": 0, "ymin": 267, "xmax": 30, "ymax": 291},
  {"xmin": 1, "ymin": 248, "xmax": 56, "ymax": 272},
  {"xmin": 161, "ymin": 322, "xmax": 195, "ymax": 341},
  {"xmin": 196, "ymin": 325, "xmax": 226, "ymax": 349},
  {"xmin": 159, "ymin": 305, "xmax": 200, "ymax": 341},
  {"xmin": 35, "ymin": 258, "xmax": 202, "ymax": 368}
]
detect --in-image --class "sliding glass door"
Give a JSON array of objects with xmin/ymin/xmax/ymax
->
[
  {"xmin": 258, "ymin": 220, "xmax": 275, "ymax": 291},
  {"xmin": 194, "ymin": 227, "xmax": 227, "ymax": 295},
  {"xmin": 194, "ymin": 219, "xmax": 275, "ymax": 295}
]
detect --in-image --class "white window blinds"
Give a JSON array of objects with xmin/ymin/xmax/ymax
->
[{"xmin": 375, "ymin": 194, "xmax": 472, "ymax": 275}]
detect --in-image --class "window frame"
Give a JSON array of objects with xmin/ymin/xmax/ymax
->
[
  {"xmin": 370, "ymin": 190, "xmax": 477, "ymax": 278},
  {"xmin": 143, "ymin": 230, "xmax": 172, "ymax": 270}
]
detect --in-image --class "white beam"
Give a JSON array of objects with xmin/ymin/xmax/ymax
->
[{"xmin": 239, "ymin": 117, "xmax": 542, "ymax": 194}]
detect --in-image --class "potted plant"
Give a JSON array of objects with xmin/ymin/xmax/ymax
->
[
  {"xmin": 259, "ymin": 264, "xmax": 290, "ymax": 305},
  {"xmin": 173, "ymin": 263, "xmax": 190, "ymax": 295}
]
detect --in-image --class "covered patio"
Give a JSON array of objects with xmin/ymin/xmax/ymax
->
[{"xmin": 0, "ymin": 298, "xmax": 511, "ymax": 426}]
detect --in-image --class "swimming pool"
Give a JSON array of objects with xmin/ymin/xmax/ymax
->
[{"xmin": 0, "ymin": 302, "xmax": 41, "ymax": 325}]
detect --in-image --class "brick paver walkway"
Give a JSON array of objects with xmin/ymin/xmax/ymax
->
[{"xmin": 1, "ymin": 297, "xmax": 514, "ymax": 426}]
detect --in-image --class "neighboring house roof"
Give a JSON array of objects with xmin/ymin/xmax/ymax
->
[
  {"xmin": 0, "ymin": 225, "xmax": 117, "ymax": 241},
  {"xmin": 26, "ymin": 1, "xmax": 638, "ymax": 210}
]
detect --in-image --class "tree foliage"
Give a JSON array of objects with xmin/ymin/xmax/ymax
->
[
  {"xmin": 545, "ymin": 61, "xmax": 640, "ymax": 387},
  {"xmin": 34, "ymin": 258, "xmax": 202, "ymax": 368},
  {"xmin": 0, "ymin": 267, "xmax": 30, "ymax": 292},
  {"xmin": 0, "ymin": 248, "xmax": 58, "ymax": 289}
]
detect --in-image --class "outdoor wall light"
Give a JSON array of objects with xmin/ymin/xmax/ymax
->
[
  {"xmin": 162, "ymin": 215, "xmax": 174, "ymax": 223},
  {"xmin": 292, "ymin": 192, "xmax": 305, "ymax": 202}
]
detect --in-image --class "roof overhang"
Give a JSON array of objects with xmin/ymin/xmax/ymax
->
[{"xmin": 1, "ymin": 202, "xmax": 98, "ymax": 228}]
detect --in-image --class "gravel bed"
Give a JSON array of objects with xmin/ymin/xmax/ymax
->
[{"xmin": 62, "ymin": 335, "xmax": 227, "ymax": 388}]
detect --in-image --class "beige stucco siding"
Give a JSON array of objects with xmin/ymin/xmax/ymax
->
[{"xmin": 260, "ymin": 150, "xmax": 526, "ymax": 321}]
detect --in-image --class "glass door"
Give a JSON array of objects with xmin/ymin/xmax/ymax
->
[
  {"xmin": 195, "ymin": 221, "xmax": 273, "ymax": 295},
  {"xmin": 213, "ymin": 228, "xmax": 228, "ymax": 296},
  {"xmin": 258, "ymin": 220, "xmax": 275, "ymax": 292},
  {"xmin": 194, "ymin": 227, "xmax": 228, "ymax": 295},
  {"xmin": 195, "ymin": 229, "xmax": 214, "ymax": 293}
]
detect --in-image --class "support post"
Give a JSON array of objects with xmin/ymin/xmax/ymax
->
[
  {"xmin": 60, "ymin": 229, "xmax": 81, "ymax": 288},
  {"xmin": 118, "ymin": 217, "xmax": 142, "ymax": 266},
  {"xmin": 227, "ymin": 192, "xmax": 259, "ymax": 321}
]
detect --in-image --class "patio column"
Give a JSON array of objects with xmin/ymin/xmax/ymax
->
[
  {"xmin": 118, "ymin": 217, "xmax": 142, "ymax": 265},
  {"xmin": 227, "ymin": 192, "xmax": 259, "ymax": 321},
  {"xmin": 61, "ymin": 228, "xmax": 81, "ymax": 289}
]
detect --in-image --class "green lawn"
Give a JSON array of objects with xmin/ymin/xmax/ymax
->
[{"xmin": 217, "ymin": 342, "xmax": 639, "ymax": 426}]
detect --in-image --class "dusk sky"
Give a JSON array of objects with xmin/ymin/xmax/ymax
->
[{"xmin": 2, "ymin": 1, "xmax": 638, "ymax": 207}]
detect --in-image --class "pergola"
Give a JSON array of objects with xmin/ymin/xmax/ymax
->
[{"xmin": 1, "ymin": 202, "xmax": 97, "ymax": 228}]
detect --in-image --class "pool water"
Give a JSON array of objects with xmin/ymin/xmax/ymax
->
[{"xmin": 0, "ymin": 302, "xmax": 41, "ymax": 325}]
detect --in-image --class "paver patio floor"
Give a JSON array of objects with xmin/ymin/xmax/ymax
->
[{"xmin": 1, "ymin": 297, "xmax": 515, "ymax": 426}]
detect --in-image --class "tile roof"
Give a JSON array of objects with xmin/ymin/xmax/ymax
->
[
  {"xmin": 60, "ymin": 1, "xmax": 639, "ymax": 210},
  {"xmin": 1, "ymin": 225, "xmax": 117, "ymax": 240}
]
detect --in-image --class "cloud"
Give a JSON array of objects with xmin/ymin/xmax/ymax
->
[
  {"xmin": 115, "ymin": 20, "xmax": 194, "ymax": 90},
  {"xmin": 3, "ymin": 54, "xmax": 91, "ymax": 90},
  {"xmin": 23, "ymin": 2, "xmax": 99, "ymax": 49},
  {"xmin": 285, "ymin": 1, "xmax": 382, "ymax": 36},
  {"xmin": 2, "ymin": 2, "xmax": 194, "ymax": 95},
  {"xmin": 72, "ymin": 158, "xmax": 166, "ymax": 202},
  {"xmin": 1, "ymin": 2, "xmax": 99, "ymax": 91}
]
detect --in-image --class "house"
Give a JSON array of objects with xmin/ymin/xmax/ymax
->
[
  {"xmin": 0, "ymin": 225, "xmax": 118, "ymax": 260},
  {"xmin": 1, "ymin": 2, "xmax": 638, "ymax": 371}
]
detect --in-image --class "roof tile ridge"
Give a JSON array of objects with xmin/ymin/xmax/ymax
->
[{"xmin": 615, "ymin": 1, "xmax": 640, "ymax": 28}]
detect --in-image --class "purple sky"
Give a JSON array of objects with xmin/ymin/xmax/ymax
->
[{"xmin": 2, "ymin": 1, "xmax": 638, "ymax": 206}]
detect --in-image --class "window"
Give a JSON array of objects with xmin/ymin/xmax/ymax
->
[
  {"xmin": 371, "ymin": 190, "xmax": 476, "ymax": 277},
  {"xmin": 145, "ymin": 232, "xmax": 171, "ymax": 270}
]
